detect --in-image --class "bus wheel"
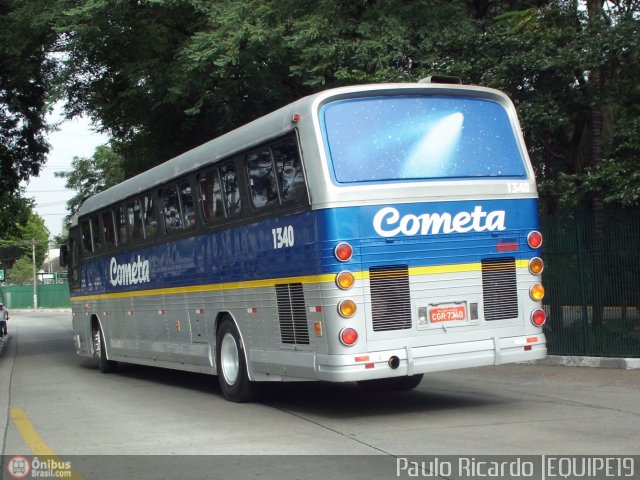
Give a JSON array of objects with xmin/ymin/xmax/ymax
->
[
  {"xmin": 215, "ymin": 317, "xmax": 258, "ymax": 403},
  {"xmin": 394, "ymin": 374, "xmax": 424, "ymax": 390},
  {"xmin": 357, "ymin": 374, "xmax": 423, "ymax": 392},
  {"xmin": 94, "ymin": 326, "xmax": 117, "ymax": 373}
]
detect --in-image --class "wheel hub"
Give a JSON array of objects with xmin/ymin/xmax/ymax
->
[{"xmin": 220, "ymin": 332, "xmax": 240, "ymax": 385}]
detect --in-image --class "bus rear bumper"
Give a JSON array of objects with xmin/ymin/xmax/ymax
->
[{"xmin": 314, "ymin": 334, "xmax": 547, "ymax": 382}]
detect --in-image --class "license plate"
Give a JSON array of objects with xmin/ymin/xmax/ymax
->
[{"xmin": 429, "ymin": 305, "xmax": 466, "ymax": 323}]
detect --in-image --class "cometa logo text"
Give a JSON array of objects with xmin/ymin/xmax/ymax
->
[
  {"xmin": 373, "ymin": 206, "xmax": 506, "ymax": 238},
  {"xmin": 109, "ymin": 256, "xmax": 151, "ymax": 286}
]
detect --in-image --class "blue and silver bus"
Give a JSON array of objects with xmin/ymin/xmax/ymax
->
[{"xmin": 62, "ymin": 80, "xmax": 547, "ymax": 402}]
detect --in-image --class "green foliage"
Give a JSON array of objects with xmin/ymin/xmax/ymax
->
[
  {"xmin": 4, "ymin": 0, "xmax": 638, "ymax": 216},
  {"xmin": 0, "ymin": 0, "xmax": 59, "ymax": 194},
  {"xmin": 0, "ymin": 211, "xmax": 49, "ymax": 274},
  {"xmin": 58, "ymin": 0, "xmax": 211, "ymax": 174},
  {"xmin": 52, "ymin": 231, "xmax": 67, "ymax": 248},
  {"xmin": 55, "ymin": 0, "xmax": 478, "ymax": 175},
  {"xmin": 415, "ymin": 0, "xmax": 640, "ymax": 212},
  {"xmin": 18, "ymin": 214, "xmax": 50, "ymax": 265},
  {"xmin": 7, "ymin": 255, "xmax": 34, "ymax": 285},
  {"xmin": 0, "ymin": 192, "xmax": 35, "ymax": 239},
  {"xmin": 54, "ymin": 144, "xmax": 125, "ymax": 220}
]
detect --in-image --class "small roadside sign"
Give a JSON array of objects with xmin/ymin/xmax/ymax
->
[{"xmin": 0, "ymin": 269, "xmax": 4, "ymax": 281}]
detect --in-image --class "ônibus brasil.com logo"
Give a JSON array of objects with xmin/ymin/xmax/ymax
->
[
  {"xmin": 6, "ymin": 456, "xmax": 72, "ymax": 478},
  {"xmin": 6, "ymin": 456, "xmax": 30, "ymax": 478}
]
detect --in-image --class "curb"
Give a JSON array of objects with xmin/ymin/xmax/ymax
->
[{"xmin": 527, "ymin": 355, "xmax": 640, "ymax": 370}]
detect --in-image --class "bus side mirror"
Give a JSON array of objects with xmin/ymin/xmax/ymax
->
[{"xmin": 59, "ymin": 245, "xmax": 69, "ymax": 268}]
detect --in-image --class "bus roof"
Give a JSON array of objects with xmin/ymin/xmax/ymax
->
[{"xmin": 74, "ymin": 82, "xmax": 515, "ymax": 222}]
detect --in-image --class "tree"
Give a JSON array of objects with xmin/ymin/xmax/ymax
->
[
  {"xmin": 0, "ymin": 0, "xmax": 69, "ymax": 241},
  {"xmin": 413, "ymin": 1, "xmax": 640, "ymax": 211},
  {"xmin": 50, "ymin": 0, "xmax": 639, "ymax": 210},
  {"xmin": 58, "ymin": 0, "xmax": 210, "ymax": 175},
  {"xmin": 0, "ymin": 191, "xmax": 35, "ymax": 239},
  {"xmin": 18, "ymin": 214, "xmax": 50, "ymax": 266},
  {"xmin": 0, "ymin": 211, "xmax": 49, "ymax": 276},
  {"xmin": 0, "ymin": 0, "xmax": 58, "ymax": 195},
  {"xmin": 52, "ymin": 230, "xmax": 68, "ymax": 249},
  {"xmin": 0, "ymin": 192, "xmax": 48, "ymax": 273},
  {"xmin": 55, "ymin": 0, "xmax": 469, "ymax": 177},
  {"xmin": 7, "ymin": 255, "xmax": 34, "ymax": 285},
  {"xmin": 54, "ymin": 144, "xmax": 125, "ymax": 221}
]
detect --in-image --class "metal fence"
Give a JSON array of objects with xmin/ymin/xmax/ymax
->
[
  {"xmin": 0, "ymin": 283, "xmax": 71, "ymax": 309},
  {"xmin": 541, "ymin": 209, "xmax": 640, "ymax": 358}
]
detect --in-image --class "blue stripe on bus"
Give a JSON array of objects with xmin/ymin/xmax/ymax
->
[{"xmin": 78, "ymin": 198, "xmax": 539, "ymax": 295}]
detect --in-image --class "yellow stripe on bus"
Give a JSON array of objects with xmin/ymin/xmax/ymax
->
[
  {"xmin": 71, "ymin": 273, "xmax": 339, "ymax": 302},
  {"xmin": 70, "ymin": 259, "xmax": 530, "ymax": 303}
]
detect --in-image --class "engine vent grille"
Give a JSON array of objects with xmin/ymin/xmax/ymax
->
[
  {"xmin": 369, "ymin": 265, "xmax": 412, "ymax": 331},
  {"xmin": 481, "ymin": 257, "xmax": 518, "ymax": 321},
  {"xmin": 275, "ymin": 283, "xmax": 310, "ymax": 344}
]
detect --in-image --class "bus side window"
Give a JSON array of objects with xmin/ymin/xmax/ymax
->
[
  {"xmin": 199, "ymin": 170, "xmax": 226, "ymax": 223},
  {"xmin": 69, "ymin": 237, "xmax": 79, "ymax": 285},
  {"xmin": 247, "ymin": 150, "xmax": 279, "ymax": 209},
  {"xmin": 90, "ymin": 215, "xmax": 103, "ymax": 251},
  {"xmin": 179, "ymin": 180, "xmax": 196, "ymax": 228},
  {"xmin": 81, "ymin": 220, "xmax": 93, "ymax": 253},
  {"xmin": 143, "ymin": 193, "xmax": 160, "ymax": 239},
  {"xmin": 114, "ymin": 205, "xmax": 128, "ymax": 246},
  {"xmin": 102, "ymin": 210, "xmax": 117, "ymax": 248},
  {"xmin": 162, "ymin": 185, "xmax": 182, "ymax": 231},
  {"xmin": 273, "ymin": 140, "xmax": 306, "ymax": 203},
  {"xmin": 128, "ymin": 199, "xmax": 144, "ymax": 242},
  {"xmin": 220, "ymin": 162, "xmax": 242, "ymax": 217}
]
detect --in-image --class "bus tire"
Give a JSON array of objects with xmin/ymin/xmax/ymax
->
[
  {"xmin": 394, "ymin": 374, "xmax": 424, "ymax": 390},
  {"xmin": 95, "ymin": 326, "xmax": 117, "ymax": 373},
  {"xmin": 216, "ymin": 317, "xmax": 258, "ymax": 403},
  {"xmin": 357, "ymin": 374, "xmax": 423, "ymax": 392}
]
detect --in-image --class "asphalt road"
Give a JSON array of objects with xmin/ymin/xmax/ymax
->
[{"xmin": 1, "ymin": 310, "xmax": 639, "ymax": 480}]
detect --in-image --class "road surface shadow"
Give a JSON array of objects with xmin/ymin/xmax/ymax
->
[
  {"xmin": 261, "ymin": 380, "xmax": 504, "ymax": 418},
  {"xmin": 79, "ymin": 360, "xmax": 506, "ymax": 416},
  {"xmin": 79, "ymin": 360, "xmax": 220, "ymax": 395}
]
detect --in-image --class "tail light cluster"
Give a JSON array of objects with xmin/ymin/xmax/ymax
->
[
  {"xmin": 332, "ymin": 230, "xmax": 547, "ymax": 342},
  {"xmin": 527, "ymin": 230, "xmax": 546, "ymax": 327},
  {"xmin": 335, "ymin": 242, "xmax": 358, "ymax": 346}
]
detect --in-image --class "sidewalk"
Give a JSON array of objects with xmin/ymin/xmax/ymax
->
[{"xmin": 531, "ymin": 354, "xmax": 640, "ymax": 369}]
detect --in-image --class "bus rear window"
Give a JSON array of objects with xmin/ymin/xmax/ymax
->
[{"xmin": 321, "ymin": 95, "xmax": 527, "ymax": 183}]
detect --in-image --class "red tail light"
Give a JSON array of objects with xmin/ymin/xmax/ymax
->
[
  {"xmin": 339, "ymin": 328, "xmax": 358, "ymax": 346},
  {"xmin": 334, "ymin": 242, "xmax": 353, "ymax": 262},
  {"xmin": 531, "ymin": 309, "xmax": 546, "ymax": 327},
  {"xmin": 527, "ymin": 231, "xmax": 543, "ymax": 249}
]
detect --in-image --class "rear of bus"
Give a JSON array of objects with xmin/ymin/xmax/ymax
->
[{"xmin": 302, "ymin": 83, "xmax": 547, "ymax": 383}]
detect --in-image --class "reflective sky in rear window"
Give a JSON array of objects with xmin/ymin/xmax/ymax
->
[{"xmin": 320, "ymin": 95, "xmax": 527, "ymax": 183}]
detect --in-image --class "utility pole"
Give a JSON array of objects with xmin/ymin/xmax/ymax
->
[{"xmin": 32, "ymin": 238, "xmax": 38, "ymax": 309}]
